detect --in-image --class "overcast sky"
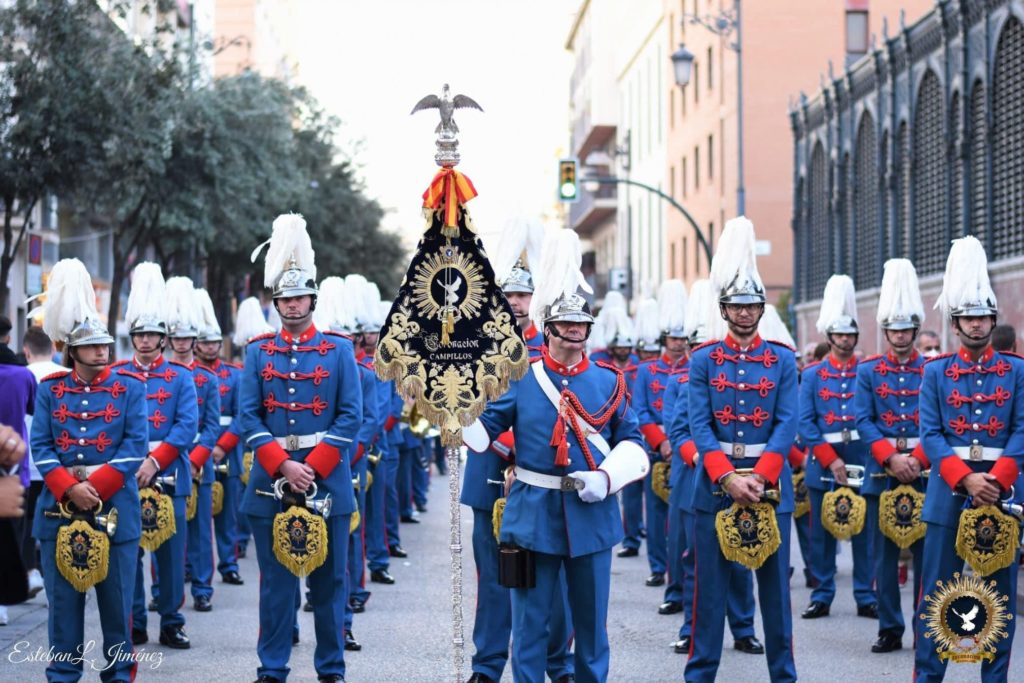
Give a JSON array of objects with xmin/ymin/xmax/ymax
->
[{"xmin": 295, "ymin": 0, "xmax": 577, "ymax": 249}]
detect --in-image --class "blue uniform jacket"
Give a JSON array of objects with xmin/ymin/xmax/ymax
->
[
  {"xmin": 687, "ymin": 335, "xmax": 797, "ymax": 514},
  {"xmin": 113, "ymin": 356, "xmax": 198, "ymax": 497},
  {"xmin": 664, "ymin": 364, "xmax": 697, "ymax": 511},
  {"xmin": 632, "ymin": 355, "xmax": 686, "ymax": 453},
  {"xmin": 31, "ymin": 367, "xmax": 148, "ymax": 543},
  {"xmin": 208, "ymin": 360, "xmax": 244, "ymax": 476},
  {"xmin": 188, "ymin": 361, "xmax": 222, "ymax": 484},
  {"xmin": 477, "ymin": 353, "xmax": 643, "ymax": 557},
  {"xmin": 799, "ymin": 355, "xmax": 873, "ymax": 494},
  {"xmin": 919, "ymin": 347, "xmax": 1024, "ymax": 528},
  {"xmin": 855, "ymin": 351, "xmax": 928, "ymax": 493},
  {"xmin": 239, "ymin": 325, "xmax": 362, "ymax": 518}
]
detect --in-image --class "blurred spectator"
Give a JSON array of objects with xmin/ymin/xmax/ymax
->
[
  {"xmin": 813, "ymin": 342, "xmax": 829, "ymax": 362},
  {"xmin": 20, "ymin": 326, "xmax": 60, "ymax": 599},
  {"xmin": 917, "ymin": 330, "xmax": 941, "ymax": 358},
  {"xmin": 992, "ymin": 324, "xmax": 1017, "ymax": 353},
  {"xmin": 800, "ymin": 342, "xmax": 817, "ymax": 370},
  {"xmin": 0, "ymin": 319, "xmax": 35, "ymax": 621}
]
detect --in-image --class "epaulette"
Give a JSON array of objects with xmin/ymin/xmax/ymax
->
[
  {"xmin": 195, "ymin": 364, "xmax": 217, "ymax": 377},
  {"xmin": 111, "ymin": 359, "xmax": 131, "ymax": 368},
  {"xmin": 803, "ymin": 359, "xmax": 822, "ymax": 370},
  {"xmin": 41, "ymin": 370, "xmax": 71, "ymax": 382},
  {"xmin": 924, "ymin": 352, "xmax": 955, "ymax": 365},
  {"xmin": 323, "ymin": 330, "xmax": 353, "ymax": 340},
  {"xmin": 228, "ymin": 361, "xmax": 244, "ymax": 370},
  {"xmin": 116, "ymin": 368, "xmax": 146, "ymax": 382},
  {"xmin": 998, "ymin": 350, "xmax": 1024, "ymax": 361},
  {"xmin": 169, "ymin": 359, "xmax": 192, "ymax": 369},
  {"xmin": 594, "ymin": 360, "xmax": 623, "ymax": 376},
  {"xmin": 689, "ymin": 339, "xmax": 720, "ymax": 354},
  {"xmin": 250, "ymin": 331, "xmax": 276, "ymax": 342},
  {"xmin": 765, "ymin": 338, "xmax": 796, "ymax": 352},
  {"xmin": 861, "ymin": 353, "xmax": 883, "ymax": 363}
]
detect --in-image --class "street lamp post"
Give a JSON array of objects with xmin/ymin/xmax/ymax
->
[{"xmin": 672, "ymin": 0, "xmax": 745, "ymax": 215}]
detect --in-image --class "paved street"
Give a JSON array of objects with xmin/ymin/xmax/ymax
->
[{"xmin": 1, "ymin": 467, "xmax": 1022, "ymax": 682}]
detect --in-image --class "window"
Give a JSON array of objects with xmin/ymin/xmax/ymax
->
[
  {"xmin": 693, "ymin": 61, "xmax": 699, "ymax": 104},
  {"xmin": 683, "ymin": 236, "xmax": 689, "ymax": 278},
  {"xmin": 670, "ymin": 241, "xmax": 677, "ymax": 278},
  {"xmin": 845, "ymin": 11, "xmax": 868, "ymax": 55},
  {"xmin": 708, "ymin": 134, "xmax": 714, "ymax": 180},
  {"xmin": 992, "ymin": 18, "xmax": 1024, "ymax": 260},
  {"xmin": 708, "ymin": 221, "xmax": 715, "ymax": 254},
  {"xmin": 912, "ymin": 70, "xmax": 948, "ymax": 275},
  {"xmin": 670, "ymin": 165, "xmax": 676, "ymax": 199},
  {"xmin": 707, "ymin": 46, "xmax": 713, "ymax": 90},
  {"xmin": 694, "ymin": 146, "xmax": 701, "ymax": 190},
  {"xmin": 670, "ymin": 89, "xmax": 675, "ymax": 129},
  {"xmin": 682, "ymin": 157, "xmax": 688, "ymax": 198},
  {"xmin": 854, "ymin": 112, "xmax": 880, "ymax": 287},
  {"xmin": 681, "ymin": 85, "xmax": 687, "ymax": 117}
]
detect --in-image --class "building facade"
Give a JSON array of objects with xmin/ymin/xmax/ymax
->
[{"xmin": 791, "ymin": 0, "xmax": 1024, "ymax": 353}]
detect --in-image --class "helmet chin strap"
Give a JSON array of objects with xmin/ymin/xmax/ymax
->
[{"xmin": 545, "ymin": 323, "xmax": 592, "ymax": 343}]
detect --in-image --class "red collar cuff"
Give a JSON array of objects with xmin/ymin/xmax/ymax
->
[
  {"xmin": 542, "ymin": 348, "xmax": 589, "ymax": 375},
  {"xmin": 281, "ymin": 324, "xmax": 318, "ymax": 344},
  {"xmin": 73, "ymin": 367, "xmax": 111, "ymax": 386},
  {"xmin": 828, "ymin": 353, "xmax": 857, "ymax": 370},
  {"xmin": 959, "ymin": 345, "xmax": 994, "ymax": 364},
  {"xmin": 724, "ymin": 334, "xmax": 763, "ymax": 352}
]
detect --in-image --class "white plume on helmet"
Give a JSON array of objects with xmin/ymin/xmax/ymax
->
[
  {"xmin": 815, "ymin": 274, "xmax": 858, "ymax": 335},
  {"xmin": 877, "ymin": 258, "xmax": 925, "ymax": 327},
  {"xmin": 710, "ymin": 216, "xmax": 764, "ymax": 302},
  {"xmin": 603, "ymin": 290, "xmax": 628, "ymax": 312},
  {"xmin": 124, "ymin": 262, "xmax": 167, "ymax": 329},
  {"xmin": 935, "ymin": 235, "xmax": 997, "ymax": 317},
  {"xmin": 194, "ymin": 288, "xmax": 221, "ymax": 337},
  {"xmin": 31, "ymin": 258, "xmax": 103, "ymax": 344},
  {"xmin": 165, "ymin": 277, "xmax": 201, "ymax": 333},
  {"xmin": 493, "ymin": 215, "xmax": 545, "ymax": 283},
  {"xmin": 602, "ymin": 307, "xmax": 635, "ymax": 348},
  {"xmin": 344, "ymin": 274, "xmax": 372, "ymax": 328},
  {"xmin": 233, "ymin": 297, "xmax": 273, "ymax": 346},
  {"xmin": 251, "ymin": 213, "xmax": 317, "ymax": 289},
  {"xmin": 314, "ymin": 277, "xmax": 355, "ymax": 333},
  {"xmin": 658, "ymin": 279, "xmax": 688, "ymax": 335},
  {"xmin": 529, "ymin": 229, "xmax": 593, "ymax": 327},
  {"xmin": 634, "ymin": 298, "xmax": 661, "ymax": 348},
  {"xmin": 683, "ymin": 279, "xmax": 716, "ymax": 344},
  {"xmin": 760, "ymin": 304, "xmax": 796, "ymax": 348}
]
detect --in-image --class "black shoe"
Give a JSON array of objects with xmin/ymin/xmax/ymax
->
[
  {"xmin": 131, "ymin": 628, "xmax": 148, "ymax": 645},
  {"xmin": 254, "ymin": 677, "xmax": 282, "ymax": 683},
  {"xmin": 415, "ymin": 503, "xmax": 428, "ymax": 513},
  {"xmin": 303, "ymin": 600, "xmax": 314, "ymax": 612},
  {"xmin": 222, "ymin": 571, "xmax": 244, "ymax": 585},
  {"xmin": 147, "ymin": 598, "xmax": 158, "ymax": 612},
  {"xmin": 553, "ymin": 676, "xmax": 575, "ymax": 683},
  {"xmin": 734, "ymin": 636, "xmax": 765, "ymax": 654},
  {"xmin": 645, "ymin": 573, "xmax": 666, "ymax": 587},
  {"xmin": 370, "ymin": 569, "xmax": 395, "ymax": 584},
  {"xmin": 318, "ymin": 676, "xmax": 345, "ymax": 683},
  {"xmin": 388, "ymin": 546, "xmax": 408, "ymax": 558},
  {"xmin": 617, "ymin": 547, "xmax": 639, "ymax": 558},
  {"xmin": 194, "ymin": 595, "xmax": 212, "ymax": 612},
  {"xmin": 400, "ymin": 515, "xmax": 421, "ymax": 524},
  {"xmin": 857, "ymin": 603, "xmax": 880, "ymax": 619},
  {"xmin": 184, "ymin": 571, "xmax": 192, "ymax": 583},
  {"xmin": 658, "ymin": 601, "xmax": 683, "ymax": 615},
  {"xmin": 801, "ymin": 601, "xmax": 830, "ymax": 619},
  {"xmin": 672, "ymin": 637, "xmax": 691, "ymax": 654},
  {"xmin": 871, "ymin": 631, "xmax": 903, "ymax": 653},
  {"xmin": 293, "ymin": 630, "xmax": 300, "ymax": 645},
  {"xmin": 350, "ymin": 596, "xmax": 367, "ymax": 613},
  {"xmin": 237, "ymin": 545, "xmax": 247, "ymax": 559},
  {"xmin": 344, "ymin": 630, "xmax": 362, "ymax": 651},
  {"xmin": 158, "ymin": 625, "xmax": 191, "ymax": 649},
  {"xmin": 465, "ymin": 674, "xmax": 496, "ymax": 683},
  {"xmin": 639, "ymin": 529, "xmax": 647, "ymax": 538}
]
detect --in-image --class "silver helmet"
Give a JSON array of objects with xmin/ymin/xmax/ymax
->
[
  {"xmin": 194, "ymin": 288, "xmax": 223, "ymax": 343},
  {"xmin": 165, "ymin": 277, "xmax": 201, "ymax": 339},
  {"xmin": 816, "ymin": 275, "xmax": 859, "ymax": 336},
  {"xmin": 710, "ymin": 217, "xmax": 766, "ymax": 305},
  {"xmin": 252, "ymin": 214, "xmax": 318, "ymax": 300},
  {"xmin": 529, "ymin": 229, "xmax": 594, "ymax": 330},
  {"xmin": 67, "ymin": 317, "xmax": 115, "ymax": 347},
  {"xmin": 937, "ymin": 236, "xmax": 997, "ymax": 319},
  {"xmin": 126, "ymin": 262, "xmax": 168, "ymax": 335},
  {"xmin": 29, "ymin": 258, "xmax": 114, "ymax": 348},
  {"xmin": 500, "ymin": 260, "xmax": 534, "ymax": 294},
  {"xmin": 543, "ymin": 292, "xmax": 594, "ymax": 325}
]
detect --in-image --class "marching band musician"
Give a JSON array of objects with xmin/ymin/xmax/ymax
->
[
  {"xmin": 30, "ymin": 258, "xmax": 149, "ymax": 683},
  {"xmin": 798, "ymin": 274, "xmax": 879, "ymax": 620},
  {"xmin": 166, "ymin": 280, "xmax": 222, "ymax": 614},
  {"xmin": 470, "ymin": 229, "xmax": 647, "ymax": 683},
  {"xmin": 120, "ymin": 264, "xmax": 199, "ymax": 649},
  {"xmin": 241, "ymin": 214, "xmax": 361, "ymax": 683},
  {"xmin": 632, "ymin": 281, "xmax": 689, "ymax": 592},
  {"xmin": 855, "ymin": 259, "xmax": 929, "ymax": 654},
  {"xmin": 914, "ymin": 236, "xmax": 1023, "ymax": 682},
  {"xmin": 588, "ymin": 291, "xmax": 634, "ymax": 366},
  {"xmin": 193, "ymin": 288, "xmax": 247, "ymax": 587},
  {"xmin": 685, "ymin": 217, "xmax": 798, "ymax": 683},
  {"xmin": 462, "ymin": 217, "xmax": 574, "ymax": 683}
]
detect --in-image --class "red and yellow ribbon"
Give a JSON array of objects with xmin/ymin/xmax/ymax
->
[{"xmin": 422, "ymin": 168, "xmax": 478, "ymax": 229}]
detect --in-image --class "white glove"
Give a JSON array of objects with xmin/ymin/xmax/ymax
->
[{"xmin": 568, "ymin": 471, "xmax": 610, "ymax": 503}]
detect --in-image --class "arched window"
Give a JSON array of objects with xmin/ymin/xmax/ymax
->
[
  {"xmin": 992, "ymin": 17, "xmax": 1024, "ymax": 259},
  {"xmin": 969, "ymin": 79, "xmax": 988, "ymax": 245},
  {"xmin": 894, "ymin": 122, "xmax": 910, "ymax": 258},
  {"xmin": 950, "ymin": 92, "xmax": 963, "ymax": 237},
  {"xmin": 854, "ymin": 112, "xmax": 879, "ymax": 287},
  {"xmin": 912, "ymin": 70, "xmax": 947, "ymax": 275},
  {"xmin": 808, "ymin": 142, "xmax": 830, "ymax": 298}
]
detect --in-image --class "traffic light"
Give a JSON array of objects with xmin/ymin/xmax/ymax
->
[{"xmin": 558, "ymin": 158, "xmax": 578, "ymax": 202}]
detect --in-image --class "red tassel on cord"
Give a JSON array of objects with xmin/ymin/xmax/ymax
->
[{"xmin": 550, "ymin": 413, "xmax": 570, "ymax": 467}]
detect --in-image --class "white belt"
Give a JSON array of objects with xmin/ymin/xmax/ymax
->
[
  {"xmin": 952, "ymin": 446, "xmax": 1004, "ymax": 462},
  {"xmin": 886, "ymin": 436, "xmax": 920, "ymax": 451},
  {"xmin": 148, "ymin": 440, "xmax": 163, "ymax": 452},
  {"xmin": 824, "ymin": 429, "xmax": 860, "ymax": 444},
  {"xmin": 67, "ymin": 464, "xmax": 103, "ymax": 480},
  {"xmin": 220, "ymin": 415, "xmax": 234, "ymax": 426},
  {"xmin": 719, "ymin": 442, "xmax": 767, "ymax": 459},
  {"xmin": 275, "ymin": 431, "xmax": 327, "ymax": 451},
  {"xmin": 514, "ymin": 466, "xmax": 583, "ymax": 492}
]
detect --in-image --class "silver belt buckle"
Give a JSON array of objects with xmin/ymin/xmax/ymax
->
[
  {"xmin": 72, "ymin": 465, "xmax": 88, "ymax": 481},
  {"xmin": 285, "ymin": 435, "xmax": 300, "ymax": 451},
  {"xmin": 560, "ymin": 476, "xmax": 581, "ymax": 492},
  {"xmin": 895, "ymin": 437, "xmax": 907, "ymax": 451},
  {"xmin": 969, "ymin": 444, "xmax": 984, "ymax": 461},
  {"xmin": 731, "ymin": 443, "xmax": 746, "ymax": 459},
  {"xmin": 841, "ymin": 429, "xmax": 851, "ymax": 444}
]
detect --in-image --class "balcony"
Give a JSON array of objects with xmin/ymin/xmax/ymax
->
[{"xmin": 569, "ymin": 181, "xmax": 616, "ymax": 236}]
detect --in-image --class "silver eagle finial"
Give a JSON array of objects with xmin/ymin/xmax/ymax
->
[{"xmin": 411, "ymin": 84, "xmax": 483, "ymax": 167}]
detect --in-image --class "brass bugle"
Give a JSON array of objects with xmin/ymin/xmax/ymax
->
[
  {"xmin": 713, "ymin": 468, "xmax": 781, "ymax": 503},
  {"xmin": 212, "ymin": 462, "xmax": 229, "ymax": 476},
  {"xmin": 871, "ymin": 468, "xmax": 931, "ymax": 479},
  {"xmin": 46, "ymin": 502, "xmax": 118, "ymax": 537},
  {"xmin": 256, "ymin": 479, "xmax": 332, "ymax": 518},
  {"xmin": 820, "ymin": 464, "xmax": 866, "ymax": 487}
]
